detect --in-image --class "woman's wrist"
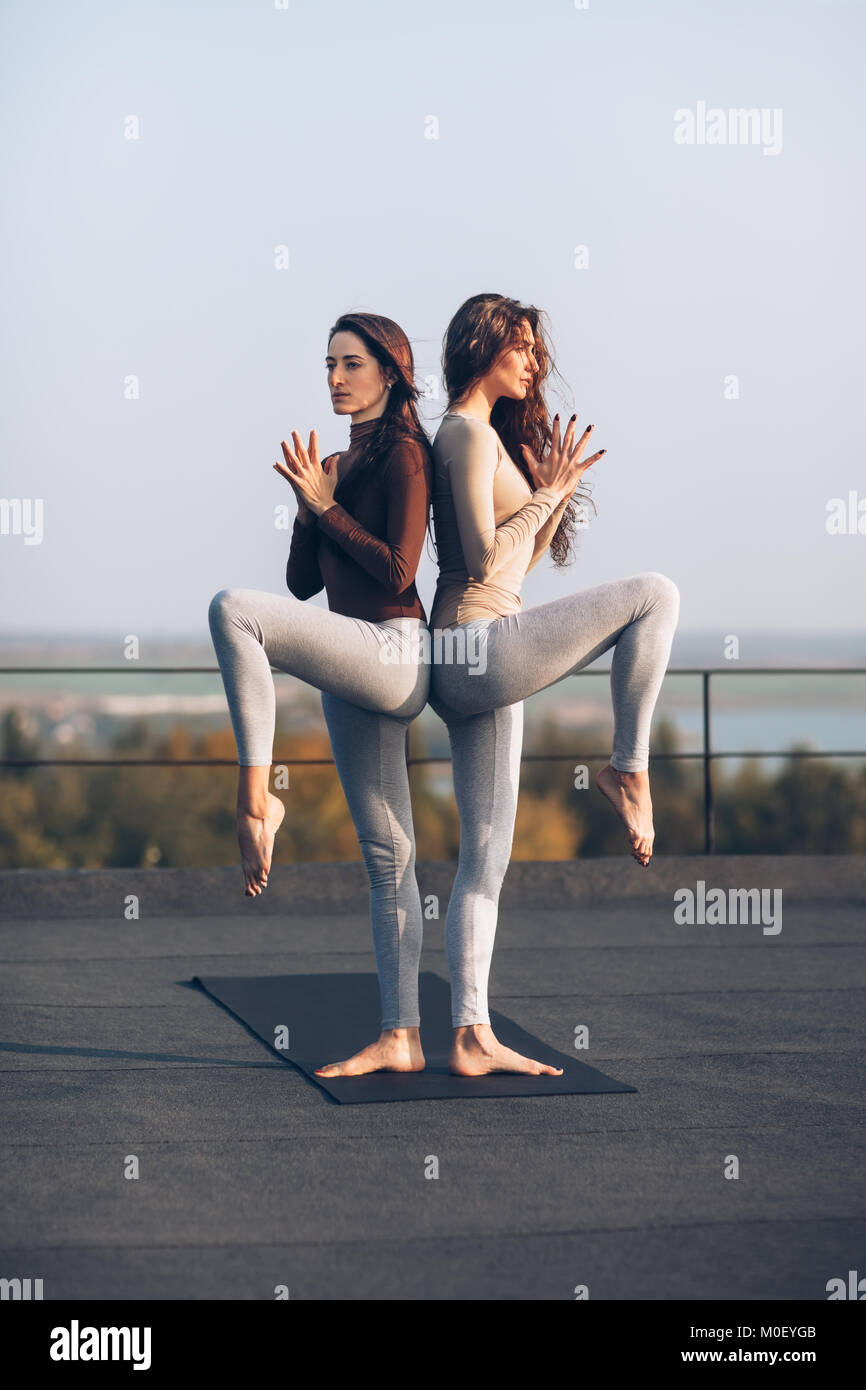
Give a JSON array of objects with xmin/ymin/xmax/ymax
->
[{"xmin": 534, "ymin": 483, "xmax": 565, "ymax": 506}]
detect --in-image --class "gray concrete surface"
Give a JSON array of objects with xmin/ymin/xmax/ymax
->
[{"xmin": 1, "ymin": 857, "xmax": 864, "ymax": 1300}]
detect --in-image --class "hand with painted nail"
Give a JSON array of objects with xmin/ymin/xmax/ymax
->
[{"xmin": 521, "ymin": 414, "xmax": 606, "ymax": 502}]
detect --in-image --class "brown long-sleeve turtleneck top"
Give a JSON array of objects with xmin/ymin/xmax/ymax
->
[{"xmin": 285, "ymin": 415, "xmax": 431, "ymax": 622}]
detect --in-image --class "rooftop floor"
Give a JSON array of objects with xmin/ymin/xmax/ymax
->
[{"xmin": 1, "ymin": 855, "xmax": 864, "ymax": 1300}]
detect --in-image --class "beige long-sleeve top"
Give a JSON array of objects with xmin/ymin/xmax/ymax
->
[{"xmin": 429, "ymin": 412, "xmax": 570, "ymax": 629}]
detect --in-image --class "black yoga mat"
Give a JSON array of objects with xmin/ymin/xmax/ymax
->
[{"xmin": 193, "ymin": 970, "xmax": 637, "ymax": 1104}]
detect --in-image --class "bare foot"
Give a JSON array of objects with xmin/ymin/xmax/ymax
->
[
  {"xmin": 315, "ymin": 1028, "xmax": 426, "ymax": 1077},
  {"xmin": 450, "ymin": 1023, "xmax": 564, "ymax": 1077},
  {"xmin": 236, "ymin": 792, "xmax": 285, "ymax": 896},
  {"xmin": 595, "ymin": 762, "xmax": 654, "ymax": 866}
]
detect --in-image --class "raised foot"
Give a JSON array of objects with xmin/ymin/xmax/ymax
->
[
  {"xmin": 595, "ymin": 762, "xmax": 654, "ymax": 866},
  {"xmin": 315, "ymin": 1028, "xmax": 426, "ymax": 1077},
  {"xmin": 450, "ymin": 1023, "xmax": 564, "ymax": 1077},
  {"xmin": 236, "ymin": 791, "xmax": 285, "ymax": 896}
]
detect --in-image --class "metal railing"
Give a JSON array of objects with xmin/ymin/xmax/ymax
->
[{"xmin": 1, "ymin": 666, "xmax": 864, "ymax": 854}]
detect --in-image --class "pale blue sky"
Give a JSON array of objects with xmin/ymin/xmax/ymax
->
[{"xmin": 1, "ymin": 0, "xmax": 864, "ymax": 640}]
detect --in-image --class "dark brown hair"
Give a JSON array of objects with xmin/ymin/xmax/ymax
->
[
  {"xmin": 326, "ymin": 312, "xmax": 431, "ymax": 511},
  {"xmin": 441, "ymin": 292, "xmax": 597, "ymax": 565}
]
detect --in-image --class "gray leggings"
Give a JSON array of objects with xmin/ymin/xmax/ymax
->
[
  {"xmin": 429, "ymin": 571, "xmax": 681, "ymax": 1026},
  {"xmin": 207, "ymin": 588, "xmax": 429, "ymax": 1029}
]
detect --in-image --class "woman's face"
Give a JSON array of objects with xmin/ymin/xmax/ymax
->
[
  {"xmin": 326, "ymin": 330, "xmax": 392, "ymax": 419},
  {"xmin": 483, "ymin": 317, "xmax": 539, "ymax": 402}
]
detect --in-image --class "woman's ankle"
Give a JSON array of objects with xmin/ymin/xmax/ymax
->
[
  {"xmin": 607, "ymin": 763, "xmax": 648, "ymax": 780},
  {"xmin": 237, "ymin": 766, "xmax": 273, "ymax": 818}
]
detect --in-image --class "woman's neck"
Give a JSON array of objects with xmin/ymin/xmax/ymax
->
[
  {"xmin": 450, "ymin": 383, "xmax": 497, "ymax": 423},
  {"xmin": 348, "ymin": 414, "xmax": 380, "ymax": 448}
]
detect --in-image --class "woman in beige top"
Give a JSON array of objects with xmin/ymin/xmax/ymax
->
[
  {"xmin": 428, "ymin": 292, "xmax": 681, "ymax": 1078},
  {"xmin": 429, "ymin": 408, "xmax": 569, "ymax": 629}
]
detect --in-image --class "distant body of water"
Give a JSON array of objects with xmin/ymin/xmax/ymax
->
[
  {"xmin": 1, "ymin": 629, "xmax": 864, "ymax": 771},
  {"xmin": 523, "ymin": 678, "xmax": 866, "ymax": 771}
]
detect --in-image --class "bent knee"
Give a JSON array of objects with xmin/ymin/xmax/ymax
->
[
  {"xmin": 208, "ymin": 587, "xmax": 233, "ymax": 622},
  {"xmin": 641, "ymin": 571, "xmax": 680, "ymax": 610},
  {"xmin": 208, "ymin": 587, "xmax": 248, "ymax": 630}
]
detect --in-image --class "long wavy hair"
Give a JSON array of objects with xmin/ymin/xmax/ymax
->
[
  {"xmin": 326, "ymin": 312, "xmax": 432, "ymax": 518},
  {"xmin": 440, "ymin": 292, "xmax": 597, "ymax": 565}
]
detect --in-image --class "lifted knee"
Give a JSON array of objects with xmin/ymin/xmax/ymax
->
[
  {"xmin": 208, "ymin": 587, "xmax": 246, "ymax": 631},
  {"xmin": 642, "ymin": 571, "xmax": 680, "ymax": 610}
]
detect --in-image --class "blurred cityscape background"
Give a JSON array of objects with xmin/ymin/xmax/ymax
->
[
  {"xmin": 2, "ymin": 626, "xmax": 864, "ymax": 868},
  {"xmin": 2, "ymin": 1, "xmax": 864, "ymax": 868}
]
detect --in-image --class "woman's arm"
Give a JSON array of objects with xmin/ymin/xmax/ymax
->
[
  {"xmin": 447, "ymin": 417, "xmax": 561, "ymax": 582},
  {"xmin": 285, "ymin": 512, "xmax": 324, "ymax": 598},
  {"xmin": 525, "ymin": 493, "xmax": 571, "ymax": 574},
  {"xmin": 314, "ymin": 436, "xmax": 431, "ymax": 593},
  {"xmin": 285, "ymin": 452, "xmax": 338, "ymax": 598}
]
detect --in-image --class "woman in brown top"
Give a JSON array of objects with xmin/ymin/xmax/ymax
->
[{"xmin": 208, "ymin": 312, "xmax": 432, "ymax": 1077}]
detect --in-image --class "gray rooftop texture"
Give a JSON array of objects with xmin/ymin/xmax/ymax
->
[{"xmin": 1, "ymin": 855, "xmax": 864, "ymax": 1300}]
